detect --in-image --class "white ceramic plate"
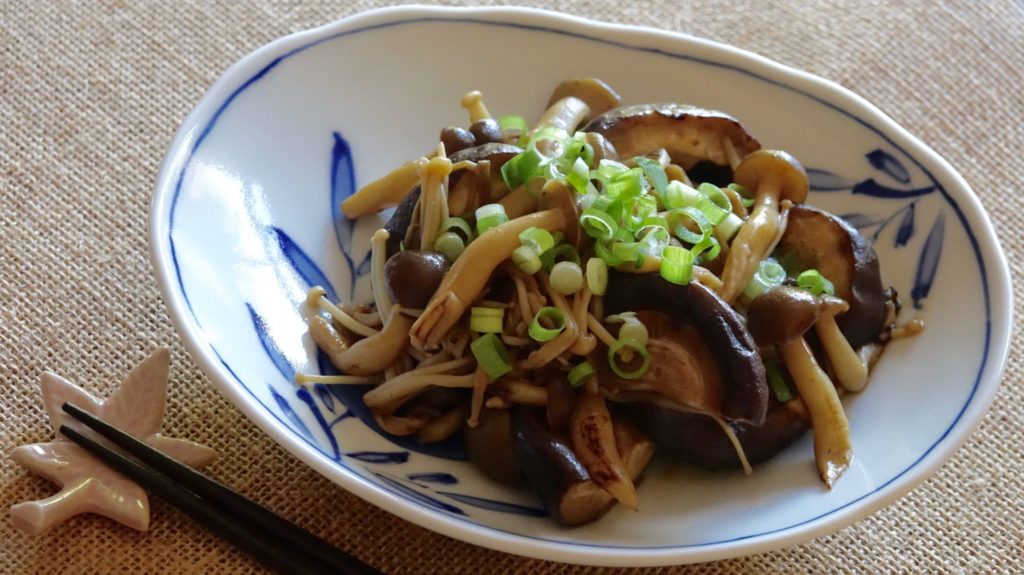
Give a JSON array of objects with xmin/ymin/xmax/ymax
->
[{"xmin": 150, "ymin": 6, "xmax": 1012, "ymax": 566}]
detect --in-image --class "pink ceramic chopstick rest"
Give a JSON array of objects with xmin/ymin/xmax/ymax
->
[{"xmin": 10, "ymin": 348, "xmax": 217, "ymax": 534}]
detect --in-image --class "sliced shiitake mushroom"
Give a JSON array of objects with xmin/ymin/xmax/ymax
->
[
  {"xmin": 776, "ymin": 205, "xmax": 888, "ymax": 347},
  {"xmin": 602, "ymin": 272, "xmax": 768, "ymax": 425}
]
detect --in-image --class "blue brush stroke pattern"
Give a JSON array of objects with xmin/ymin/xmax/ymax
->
[
  {"xmin": 249, "ymin": 304, "xmax": 294, "ymax": 381},
  {"xmin": 852, "ymin": 179, "xmax": 933, "ymax": 199},
  {"xmin": 408, "ymin": 472, "xmax": 459, "ymax": 485},
  {"xmin": 376, "ymin": 473, "xmax": 465, "ymax": 515},
  {"xmin": 866, "ymin": 148, "xmax": 910, "ymax": 183},
  {"xmin": 912, "ymin": 212, "xmax": 945, "ymax": 309},
  {"xmin": 331, "ymin": 133, "xmax": 357, "ymax": 248},
  {"xmin": 273, "ymin": 227, "xmax": 338, "ymax": 302},
  {"xmin": 270, "ymin": 384, "xmax": 314, "ymax": 441},
  {"xmin": 807, "ymin": 168, "xmax": 854, "ymax": 191},
  {"xmin": 894, "ymin": 203, "xmax": 915, "ymax": 248},
  {"xmin": 295, "ymin": 385, "xmax": 341, "ymax": 459},
  {"xmin": 347, "ymin": 451, "xmax": 410, "ymax": 464},
  {"xmin": 437, "ymin": 492, "xmax": 548, "ymax": 517},
  {"xmin": 313, "ymin": 383, "xmax": 336, "ymax": 413},
  {"xmin": 839, "ymin": 213, "xmax": 884, "ymax": 230}
]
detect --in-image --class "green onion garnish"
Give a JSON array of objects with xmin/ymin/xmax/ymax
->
[
  {"xmin": 470, "ymin": 333, "xmax": 513, "ymax": 381},
  {"xmin": 765, "ymin": 360, "xmax": 794, "ymax": 402},
  {"xmin": 604, "ymin": 167, "xmax": 644, "ymax": 199},
  {"xmin": 440, "ymin": 216, "xmax": 474, "ymax": 241},
  {"xmin": 566, "ymin": 157, "xmax": 591, "ymax": 194},
  {"xmin": 608, "ymin": 337, "xmax": 652, "ymax": 379},
  {"xmin": 500, "ymin": 148, "xmax": 545, "ymax": 190},
  {"xmin": 519, "ymin": 226, "xmax": 555, "ymax": 255},
  {"xmin": 528, "ymin": 306, "xmax": 567, "ymax": 342},
  {"xmin": 469, "ymin": 306, "xmax": 504, "ymax": 333},
  {"xmin": 743, "ymin": 257, "xmax": 787, "ymax": 300},
  {"xmin": 660, "ymin": 245, "xmax": 694, "ymax": 285},
  {"xmin": 728, "ymin": 183, "xmax": 756, "ymax": 208},
  {"xmin": 475, "ymin": 203, "xmax": 509, "ymax": 236},
  {"xmin": 550, "ymin": 261, "xmax": 584, "ymax": 295},
  {"xmin": 690, "ymin": 233, "xmax": 721, "ymax": 262},
  {"xmin": 580, "ymin": 207, "xmax": 618, "ymax": 241},
  {"xmin": 585, "ymin": 257, "xmax": 608, "ymax": 295},
  {"xmin": 634, "ymin": 156, "xmax": 668, "ymax": 196},
  {"xmin": 433, "ymin": 231, "xmax": 465, "ymax": 261},
  {"xmin": 512, "ymin": 245, "xmax": 542, "ymax": 275},
  {"xmin": 717, "ymin": 212, "xmax": 745, "ymax": 241},
  {"xmin": 666, "ymin": 206, "xmax": 712, "ymax": 245},
  {"xmin": 567, "ymin": 361, "xmax": 596, "ymax": 388},
  {"xmin": 549, "ymin": 243, "xmax": 581, "ymax": 266},
  {"xmin": 697, "ymin": 182, "xmax": 732, "ymax": 212},
  {"xmin": 497, "ymin": 115, "xmax": 527, "ymax": 134},
  {"xmin": 797, "ymin": 269, "xmax": 836, "ymax": 296}
]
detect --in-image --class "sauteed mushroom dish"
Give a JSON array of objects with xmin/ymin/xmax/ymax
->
[{"xmin": 298, "ymin": 78, "xmax": 922, "ymax": 526}]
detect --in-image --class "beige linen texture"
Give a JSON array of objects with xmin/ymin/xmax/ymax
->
[{"xmin": 2, "ymin": 1, "xmax": 1022, "ymax": 573}]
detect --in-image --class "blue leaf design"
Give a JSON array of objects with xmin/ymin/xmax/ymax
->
[
  {"xmin": 437, "ymin": 492, "xmax": 548, "ymax": 517},
  {"xmin": 866, "ymin": 149, "xmax": 910, "ymax": 183},
  {"xmin": 271, "ymin": 227, "xmax": 338, "ymax": 302},
  {"xmin": 376, "ymin": 473, "xmax": 465, "ymax": 515},
  {"xmin": 356, "ymin": 252, "xmax": 372, "ymax": 276},
  {"xmin": 346, "ymin": 451, "xmax": 410, "ymax": 464},
  {"xmin": 912, "ymin": 211, "xmax": 945, "ymax": 309},
  {"xmin": 807, "ymin": 168, "xmax": 854, "ymax": 191},
  {"xmin": 408, "ymin": 472, "xmax": 458, "ymax": 485},
  {"xmin": 894, "ymin": 203, "xmax": 915, "ymax": 248},
  {"xmin": 331, "ymin": 132, "xmax": 357, "ymax": 249},
  {"xmin": 294, "ymin": 386, "xmax": 341, "ymax": 460},
  {"xmin": 313, "ymin": 383, "xmax": 336, "ymax": 413},
  {"xmin": 839, "ymin": 213, "xmax": 883, "ymax": 230},
  {"xmin": 270, "ymin": 384, "xmax": 314, "ymax": 441},
  {"xmin": 248, "ymin": 304, "xmax": 294, "ymax": 381},
  {"xmin": 852, "ymin": 178, "xmax": 933, "ymax": 199}
]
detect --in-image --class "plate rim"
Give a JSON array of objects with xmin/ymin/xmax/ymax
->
[{"xmin": 149, "ymin": 5, "xmax": 1014, "ymax": 566}]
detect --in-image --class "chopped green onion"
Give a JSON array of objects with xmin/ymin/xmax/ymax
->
[
  {"xmin": 607, "ymin": 338, "xmax": 652, "ymax": 379},
  {"xmin": 512, "ymin": 245, "xmax": 542, "ymax": 275},
  {"xmin": 604, "ymin": 167, "xmax": 645, "ymax": 199},
  {"xmin": 550, "ymin": 261, "xmax": 584, "ymax": 295},
  {"xmin": 797, "ymin": 269, "xmax": 836, "ymax": 296},
  {"xmin": 717, "ymin": 212, "xmax": 745, "ymax": 241},
  {"xmin": 470, "ymin": 333, "xmax": 513, "ymax": 380},
  {"xmin": 595, "ymin": 159, "xmax": 630, "ymax": 180},
  {"xmin": 611, "ymin": 240, "xmax": 642, "ymax": 263},
  {"xmin": 433, "ymin": 231, "xmax": 465, "ymax": 261},
  {"xmin": 500, "ymin": 147, "xmax": 545, "ymax": 190},
  {"xmin": 580, "ymin": 208, "xmax": 618, "ymax": 241},
  {"xmin": 766, "ymin": 360, "xmax": 794, "ymax": 402},
  {"xmin": 475, "ymin": 203, "xmax": 509, "ymax": 235},
  {"xmin": 618, "ymin": 318, "xmax": 649, "ymax": 346},
  {"xmin": 666, "ymin": 206, "xmax": 712, "ymax": 245},
  {"xmin": 660, "ymin": 245, "xmax": 695, "ymax": 285},
  {"xmin": 566, "ymin": 157, "xmax": 591, "ymax": 193},
  {"xmin": 469, "ymin": 306, "xmax": 504, "ymax": 333},
  {"xmin": 634, "ymin": 156, "xmax": 668, "ymax": 196},
  {"xmin": 698, "ymin": 182, "xmax": 732, "ymax": 212},
  {"xmin": 528, "ymin": 306, "xmax": 567, "ymax": 342},
  {"xmin": 440, "ymin": 216, "xmax": 473, "ymax": 241},
  {"xmin": 594, "ymin": 239, "xmax": 625, "ymax": 266},
  {"xmin": 622, "ymin": 195, "xmax": 658, "ymax": 231},
  {"xmin": 549, "ymin": 243, "xmax": 581, "ymax": 266},
  {"xmin": 743, "ymin": 257, "xmax": 787, "ymax": 300},
  {"xmin": 690, "ymin": 234, "xmax": 721, "ymax": 262},
  {"xmin": 519, "ymin": 226, "xmax": 555, "ymax": 255},
  {"xmin": 585, "ymin": 257, "xmax": 608, "ymax": 295},
  {"xmin": 497, "ymin": 115, "xmax": 527, "ymax": 134},
  {"xmin": 662, "ymin": 180, "xmax": 702, "ymax": 210},
  {"xmin": 568, "ymin": 361, "xmax": 596, "ymax": 388}
]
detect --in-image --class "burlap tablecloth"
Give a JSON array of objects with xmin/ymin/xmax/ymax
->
[{"xmin": 2, "ymin": 1, "xmax": 1021, "ymax": 573}]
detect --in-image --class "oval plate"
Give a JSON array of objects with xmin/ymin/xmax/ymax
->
[{"xmin": 150, "ymin": 6, "xmax": 1012, "ymax": 566}]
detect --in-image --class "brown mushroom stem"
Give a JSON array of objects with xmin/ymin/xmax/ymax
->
[
  {"xmin": 410, "ymin": 209, "xmax": 569, "ymax": 351},
  {"xmin": 815, "ymin": 301, "xmax": 869, "ymax": 392},
  {"xmin": 460, "ymin": 90, "xmax": 491, "ymax": 123},
  {"xmin": 312, "ymin": 306, "xmax": 413, "ymax": 376},
  {"xmin": 570, "ymin": 391, "xmax": 639, "ymax": 510},
  {"xmin": 718, "ymin": 176, "xmax": 782, "ymax": 302},
  {"xmin": 306, "ymin": 286, "xmax": 380, "ymax": 338},
  {"xmin": 418, "ymin": 403, "xmax": 470, "ymax": 443},
  {"xmin": 340, "ymin": 160, "xmax": 421, "ymax": 219},
  {"xmin": 362, "ymin": 357, "xmax": 475, "ymax": 410},
  {"xmin": 418, "ymin": 155, "xmax": 453, "ymax": 251},
  {"xmin": 778, "ymin": 337, "xmax": 853, "ymax": 487},
  {"xmin": 533, "ymin": 96, "xmax": 590, "ymax": 134},
  {"xmin": 492, "ymin": 380, "xmax": 549, "ymax": 406},
  {"xmin": 547, "ymin": 78, "xmax": 623, "ymax": 122},
  {"xmin": 498, "ymin": 185, "xmax": 539, "ymax": 219}
]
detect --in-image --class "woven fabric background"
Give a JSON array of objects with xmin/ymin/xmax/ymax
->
[{"xmin": 1, "ymin": 1, "xmax": 1021, "ymax": 573}]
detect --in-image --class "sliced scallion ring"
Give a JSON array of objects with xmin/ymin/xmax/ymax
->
[
  {"xmin": 568, "ymin": 361, "xmax": 596, "ymax": 388},
  {"xmin": 608, "ymin": 337, "xmax": 652, "ymax": 379},
  {"xmin": 797, "ymin": 269, "xmax": 836, "ymax": 296},
  {"xmin": 528, "ymin": 306, "xmax": 567, "ymax": 342},
  {"xmin": 470, "ymin": 333, "xmax": 513, "ymax": 380},
  {"xmin": 660, "ymin": 245, "xmax": 695, "ymax": 285},
  {"xmin": 585, "ymin": 257, "xmax": 608, "ymax": 296},
  {"xmin": 512, "ymin": 244, "xmax": 542, "ymax": 275}
]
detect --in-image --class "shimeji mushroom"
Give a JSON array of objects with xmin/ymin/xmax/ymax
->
[
  {"xmin": 814, "ymin": 296, "xmax": 869, "ymax": 392},
  {"xmin": 309, "ymin": 305, "xmax": 413, "ymax": 376},
  {"xmin": 570, "ymin": 383, "xmax": 639, "ymax": 510},
  {"xmin": 718, "ymin": 150, "xmax": 809, "ymax": 303},
  {"xmin": 546, "ymin": 77, "xmax": 623, "ymax": 123},
  {"xmin": 410, "ymin": 180, "xmax": 582, "ymax": 351},
  {"xmin": 746, "ymin": 286, "xmax": 853, "ymax": 487}
]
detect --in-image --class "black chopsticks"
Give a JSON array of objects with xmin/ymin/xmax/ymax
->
[{"xmin": 60, "ymin": 402, "xmax": 379, "ymax": 575}]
